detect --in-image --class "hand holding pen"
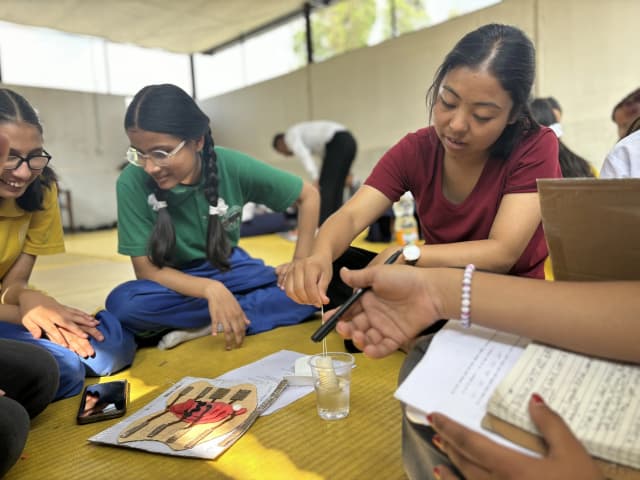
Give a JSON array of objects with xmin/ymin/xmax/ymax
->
[{"xmin": 310, "ymin": 245, "xmax": 421, "ymax": 342}]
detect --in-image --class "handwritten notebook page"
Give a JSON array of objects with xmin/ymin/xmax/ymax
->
[
  {"xmin": 487, "ymin": 343, "xmax": 640, "ymax": 469},
  {"xmin": 394, "ymin": 322, "xmax": 531, "ymax": 453}
]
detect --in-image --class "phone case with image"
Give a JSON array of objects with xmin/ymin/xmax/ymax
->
[{"xmin": 77, "ymin": 380, "xmax": 129, "ymax": 425}]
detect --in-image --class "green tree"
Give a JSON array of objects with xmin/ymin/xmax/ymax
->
[
  {"xmin": 384, "ymin": 0, "xmax": 430, "ymax": 37},
  {"xmin": 293, "ymin": 0, "xmax": 429, "ymax": 63}
]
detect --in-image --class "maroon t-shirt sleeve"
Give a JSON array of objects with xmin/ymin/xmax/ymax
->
[
  {"xmin": 365, "ymin": 128, "xmax": 436, "ymax": 202},
  {"xmin": 504, "ymin": 127, "xmax": 562, "ymax": 194}
]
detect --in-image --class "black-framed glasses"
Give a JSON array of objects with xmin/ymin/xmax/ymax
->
[
  {"xmin": 4, "ymin": 150, "xmax": 52, "ymax": 171},
  {"xmin": 125, "ymin": 140, "xmax": 186, "ymax": 167}
]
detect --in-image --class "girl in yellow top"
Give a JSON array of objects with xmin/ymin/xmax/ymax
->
[{"xmin": 0, "ymin": 89, "xmax": 134, "ymax": 400}]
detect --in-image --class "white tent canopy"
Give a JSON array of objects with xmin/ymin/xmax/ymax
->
[{"xmin": 0, "ymin": 0, "xmax": 306, "ymax": 54}]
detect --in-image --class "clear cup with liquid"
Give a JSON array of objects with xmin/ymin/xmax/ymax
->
[{"xmin": 308, "ymin": 352, "xmax": 355, "ymax": 420}]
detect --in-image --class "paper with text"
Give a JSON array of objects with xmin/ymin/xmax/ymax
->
[
  {"xmin": 394, "ymin": 322, "xmax": 531, "ymax": 453},
  {"xmin": 488, "ymin": 343, "xmax": 640, "ymax": 469}
]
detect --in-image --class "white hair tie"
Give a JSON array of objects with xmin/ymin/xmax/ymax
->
[
  {"xmin": 148, "ymin": 193, "xmax": 168, "ymax": 212},
  {"xmin": 549, "ymin": 122, "xmax": 563, "ymax": 138},
  {"xmin": 209, "ymin": 198, "xmax": 228, "ymax": 216}
]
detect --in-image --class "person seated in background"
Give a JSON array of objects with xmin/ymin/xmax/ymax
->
[
  {"xmin": 530, "ymin": 97, "xmax": 595, "ymax": 177},
  {"xmin": 611, "ymin": 87, "xmax": 640, "ymax": 139},
  {"xmin": 544, "ymin": 96, "xmax": 563, "ymax": 123},
  {"xmin": 104, "ymin": 84, "xmax": 319, "ymax": 354},
  {"xmin": 600, "ymin": 116, "xmax": 640, "ymax": 178},
  {"xmin": 0, "ymin": 89, "xmax": 132, "ymax": 400},
  {"xmin": 332, "ymin": 263, "xmax": 639, "ymax": 480}
]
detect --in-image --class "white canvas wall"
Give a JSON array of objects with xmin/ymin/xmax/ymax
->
[
  {"xmin": 202, "ymin": 0, "xmax": 638, "ymax": 181},
  {"xmin": 1, "ymin": 83, "xmax": 128, "ymax": 229},
  {"xmin": 535, "ymin": 0, "xmax": 639, "ymax": 165},
  {"xmin": 3, "ymin": 0, "xmax": 637, "ymax": 228}
]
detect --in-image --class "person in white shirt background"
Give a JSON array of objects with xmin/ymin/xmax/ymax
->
[
  {"xmin": 600, "ymin": 116, "xmax": 640, "ymax": 179},
  {"xmin": 610, "ymin": 87, "xmax": 640, "ymax": 140},
  {"xmin": 273, "ymin": 120, "xmax": 357, "ymax": 224}
]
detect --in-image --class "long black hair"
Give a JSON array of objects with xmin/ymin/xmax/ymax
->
[
  {"xmin": 427, "ymin": 23, "xmax": 539, "ymax": 160},
  {"xmin": 124, "ymin": 84, "xmax": 230, "ymax": 270},
  {"xmin": 0, "ymin": 88, "xmax": 57, "ymax": 211},
  {"xmin": 530, "ymin": 98, "xmax": 594, "ymax": 178},
  {"xmin": 624, "ymin": 115, "xmax": 640, "ymax": 139}
]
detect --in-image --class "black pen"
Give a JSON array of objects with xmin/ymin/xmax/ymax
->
[{"xmin": 310, "ymin": 248, "xmax": 404, "ymax": 343}]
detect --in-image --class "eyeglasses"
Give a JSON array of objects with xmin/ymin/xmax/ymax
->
[
  {"xmin": 4, "ymin": 151, "xmax": 52, "ymax": 171},
  {"xmin": 126, "ymin": 140, "xmax": 187, "ymax": 167}
]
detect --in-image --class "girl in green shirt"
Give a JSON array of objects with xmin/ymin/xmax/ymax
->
[{"xmin": 106, "ymin": 84, "xmax": 319, "ymax": 351}]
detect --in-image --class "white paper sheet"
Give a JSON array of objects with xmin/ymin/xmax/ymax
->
[
  {"xmin": 394, "ymin": 322, "xmax": 535, "ymax": 454},
  {"xmin": 214, "ymin": 349, "xmax": 314, "ymax": 415}
]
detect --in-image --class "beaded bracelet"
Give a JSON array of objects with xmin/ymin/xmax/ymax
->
[{"xmin": 460, "ymin": 264, "xmax": 476, "ymax": 328}]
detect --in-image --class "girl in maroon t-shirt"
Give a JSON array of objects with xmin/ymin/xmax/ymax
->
[
  {"xmin": 283, "ymin": 24, "xmax": 561, "ymax": 311},
  {"xmin": 283, "ymin": 23, "xmax": 565, "ymax": 480}
]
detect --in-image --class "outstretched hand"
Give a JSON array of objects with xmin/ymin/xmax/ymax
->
[
  {"xmin": 334, "ymin": 265, "xmax": 443, "ymax": 358},
  {"xmin": 282, "ymin": 254, "xmax": 332, "ymax": 307},
  {"xmin": 275, "ymin": 261, "xmax": 292, "ymax": 290},
  {"xmin": 19, "ymin": 290, "xmax": 102, "ymax": 358},
  {"xmin": 204, "ymin": 280, "xmax": 250, "ymax": 350},
  {"xmin": 429, "ymin": 394, "xmax": 604, "ymax": 480}
]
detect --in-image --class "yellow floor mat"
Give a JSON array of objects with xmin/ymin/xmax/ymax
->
[{"xmin": 7, "ymin": 230, "xmax": 407, "ymax": 480}]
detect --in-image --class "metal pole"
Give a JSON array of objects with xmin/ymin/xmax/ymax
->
[
  {"xmin": 189, "ymin": 54, "xmax": 197, "ymax": 99},
  {"xmin": 391, "ymin": 0, "xmax": 398, "ymax": 38},
  {"xmin": 304, "ymin": 2, "xmax": 314, "ymax": 64}
]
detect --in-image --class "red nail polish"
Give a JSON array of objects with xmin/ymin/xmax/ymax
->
[
  {"xmin": 426, "ymin": 414, "xmax": 434, "ymax": 424},
  {"xmin": 433, "ymin": 466, "xmax": 442, "ymax": 480},
  {"xmin": 531, "ymin": 392, "xmax": 544, "ymax": 404},
  {"xmin": 432, "ymin": 434, "xmax": 443, "ymax": 450}
]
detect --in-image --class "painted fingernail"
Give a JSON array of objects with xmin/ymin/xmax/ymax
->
[
  {"xmin": 426, "ymin": 414, "xmax": 434, "ymax": 424},
  {"xmin": 432, "ymin": 434, "xmax": 443, "ymax": 450},
  {"xmin": 531, "ymin": 392, "xmax": 544, "ymax": 405},
  {"xmin": 433, "ymin": 466, "xmax": 442, "ymax": 480}
]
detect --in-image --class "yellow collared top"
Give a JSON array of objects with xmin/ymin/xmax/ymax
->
[{"xmin": 0, "ymin": 182, "xmax": 65, "ymax": 279}]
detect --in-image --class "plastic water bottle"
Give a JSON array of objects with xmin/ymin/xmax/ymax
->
[{"xmin": 392, "ymin": 192, "xmax": 419, "ymax": 246}]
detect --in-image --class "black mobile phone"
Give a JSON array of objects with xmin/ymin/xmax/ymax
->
[{"xmin": 77, "ymin": 380, "xmax": 129, "ymax": 425}]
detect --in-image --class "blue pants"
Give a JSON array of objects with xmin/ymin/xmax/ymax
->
[
  {"xmin": 0, "ymin": 310, "xmax": 136, "ymax": 400},
  {"xmin": 106, "ymin": 247, "xmax": 317, "ymax": 338}
]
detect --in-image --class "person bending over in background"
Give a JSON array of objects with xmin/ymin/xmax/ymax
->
[{"xmin": 272, "ymin": 120, "xmax": 357, "ymax": 225}]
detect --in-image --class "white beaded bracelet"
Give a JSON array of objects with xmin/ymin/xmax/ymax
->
[{"xmin": 460, "ymin": 264, "xmax": 476, "ymax": 328}]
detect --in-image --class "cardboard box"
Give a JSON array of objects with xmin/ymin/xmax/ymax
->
[{"xmin": 538, "ymin": 178, "xmax": 640, "ymax": 281}]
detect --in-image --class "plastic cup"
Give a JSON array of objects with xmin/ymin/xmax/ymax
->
[{"xmin": 308, "ymin": 352, "xmax": 354, "ymax": 420}]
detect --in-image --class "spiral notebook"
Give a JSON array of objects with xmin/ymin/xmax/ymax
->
[{"xmin": 484, "ymin": 342, "xmax": 640, "ymax": 479}]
